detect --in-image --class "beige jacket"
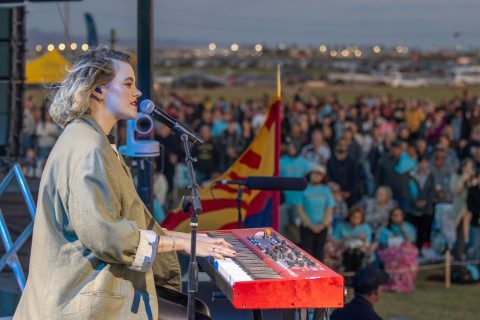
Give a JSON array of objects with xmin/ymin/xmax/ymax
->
[{"xmin": 14, "ymin": 115, "xmax": 181, "ymax": 320}]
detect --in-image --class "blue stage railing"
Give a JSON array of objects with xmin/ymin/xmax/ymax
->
[{"xmin": 0, "ymin": 163, "xmax": 36, "ymax": 291}]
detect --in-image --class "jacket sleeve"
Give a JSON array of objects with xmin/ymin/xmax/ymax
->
[
  {"xmin": 68, "ymin": 148, "xmax": 141, "ymax": 265},
  {"xmin": 139, "ymin": 206, "xmax": 181, "ymax": 291}
]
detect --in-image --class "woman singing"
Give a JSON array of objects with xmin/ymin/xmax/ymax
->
[{"xmin": 14, "ymin": 46, "xmax": 235, "ymax": 319}]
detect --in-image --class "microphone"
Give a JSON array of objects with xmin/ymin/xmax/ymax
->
[
  {"xmin": 215, "ymin": 176, "xmax": 307, "ymax": 191},
  {"xmin": 139, "ymin": 99, "xmax": 204, "ymax": 144}
]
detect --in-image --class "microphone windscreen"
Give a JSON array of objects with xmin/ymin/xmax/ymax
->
[
  {"xmin": 246, "ymin": 176, "xmax": 307, "ymax": 191},
  {"xmin": 139, "ymin": 99, "xmax": 155, "ymax": 114}
]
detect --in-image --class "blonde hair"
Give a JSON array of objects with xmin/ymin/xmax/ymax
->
[{"xmin": 49, "ymin": 45, "xmax": 131, "ymax": 128}]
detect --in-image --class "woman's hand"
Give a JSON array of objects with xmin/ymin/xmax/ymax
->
[
  {"xmin": 197, "ymin": 235, "xmax": 233, "ymax": 249},
  {"xmin": 181, "ymin": 237, "xmax": 236, "ymax": 260},
  {"xmin": 309, "ymin": 224, "xmax": 325, "ymax": 234}
]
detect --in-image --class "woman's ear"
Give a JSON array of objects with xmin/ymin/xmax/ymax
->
[{"xmin": 91, "ymin": 86, "xmax": 104, "ymax": 100}]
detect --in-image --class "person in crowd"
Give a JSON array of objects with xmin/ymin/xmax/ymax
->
[
  {"xmin": 375, "ymin": 140, "xmax": 409, "ymax": 209},
  {"xmin": 296, "ymin": 165, "xmax": 334, "ymax": 261},
  {"xmin": 377, "ymin": 207, "xmax": 418, "ymax": 292},
  {"xmin": 322, "ymin": 182, "xmax": 349, "ymax": 271},
  {"xmin": 213, "ymin": 110, "xmax": 241, "ymax": 138},
  {"xmin": 343, "ymin": 126, "xmax": 363, "ymax": 162},
  {"xmin": 466, "ymin": 169, "xmax": 480, "ymax": 261},
  {"xmin": 426, "ymin": 108, "xmax": 446, "ymax": 146},
  {"xmin": 330, "ymin": 267, "xmax": 389, "ymax": 320},
  {"xmin": 155, "ymin": 123, "xmax": 183, "ymax": 192},
  {"xmin": 451, "ymin": 107, "xmax": 466, "ymax": 142},
  {"xmin": 301, "ymin": 128, "xmax": 331, "ymax": 165},
  {"xmin": 415, "ymin": 138, "xmax": 430, "ymax": 159},
  {"xmin": 251, "ymin": 100, "xmax": 268, "ymax": 132},
  {"xmin": 283, "ymin": 121, "xmax": 306, "ymax": 152},
  {"xmin": 279, "ymin": 143, "xmax": 311, "ymax": 237},
  {"xmin": 327, "ymin": 138, "xmax": 359, "ymax": 206},
  {"xmin": 239, "ymin": 118, "xmax": 254, "ymax": 152},
  {"xmin": 328, "ymin": 181, "xmax": 349, "ymax": 227},
  {"xmin": 430, "ymin": 144, "xmax": 456, "ymax": 202},
  {"xmin": 467, "ymin": 100, "xmax": 480, "ymax": 132},
  {"xmin": 211, "ymin": 109, "xmax": 228, "ymax": 137},
  {"xmin": 192, "ymin": 108, "xmax": 213, "ymax": 132},
  {"xmin": 21, "ymin": 95, "xmax": 37, "ymax": 155},
  {"xmin": 218, "ymin": 119, "xmax": 243, "ymax": 171},
  {"xmin": 437, "ymin": 135, "xmax": 459, "ymax": 169},
  {"xmin": 406, "ymin": 156, "xmax": 436, "ymax": 250},
  {"xmin": 404, "ymin": 99, "xmax": 425, "ymax": 140},
  {"xmin": 230, "ymin": 98, "xmax": 244, "ymax": 124},
  {"xmin": 450, "ymin": 158, "xmax": 475, "ymax": 260},
  {"xmin": 362, "ymin": 186, "xmax": 398, "ymax": 234},
  {"xmin": 191, "ymin": 125, "xmax": 220, "ymax": 183},
  {"xmin": 35, "ymin": 105, "xmax": 60, "ymax": 166},
  {"xmin": 469, "ymin": 141, "xmax": 480, "ymax": 170},
  {"xmin": 333, "ymin": 206, "xmax": 373, "ymax": 272},
  {"xmin": 333, "ymin": 108, "xmax": 347, "ymax": 140},
  {"xmin": 461, "ymin": 124, "xmax": 480, "ymax": 159},
  {"xmin": 21, "ymin": 147, "xmax": 39, "ymax": 178},
  {"xmin": 395, "ymin": 142, "xmax": 418, "ymax": 175}
]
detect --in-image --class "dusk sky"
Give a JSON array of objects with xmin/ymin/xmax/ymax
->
[{"xmin": 19, "ymin": 0, "xmax": 480, "ymax": 48}]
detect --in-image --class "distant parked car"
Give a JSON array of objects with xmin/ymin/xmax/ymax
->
[
  {"xmin": 390, "ymin": 73, "xmax": 427, "ymax": 88},
  {"xmin": 327, "ymin": 69, "xmax": 389, "ymax": 85},
  {"xmin": 171, "ymin": 72, "xmax": 227, "ymax": 88},
  {"xmin": 450, "ymin": 66, "xmax": 480, "ymax": 86}
]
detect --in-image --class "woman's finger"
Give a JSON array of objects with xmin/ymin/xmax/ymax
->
[
  {"xmin": 218, "ymin": 247, "xmax": 236, "ymax": 257},
  {"xmin": 214, "ymin": 238, "xmax": 233, "ymax": 248},
  {"xmin": 212, "ymin": 252, "xmax": 225, "ymax": 260}
]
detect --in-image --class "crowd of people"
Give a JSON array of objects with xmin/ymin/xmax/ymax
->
[
  {"xmin": 278, "ymin": 88, "xmax": 480, "ymax": 291},
  {"xmin": 20, "ymin": 96, "xmax": 61, "ymax": 178},
  {"xmin": 20, "ymin": 87, "xmax": 480, "ymax": 292}
]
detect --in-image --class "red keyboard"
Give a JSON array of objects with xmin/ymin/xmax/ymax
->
[{"xmin": 198, "ymin": 228, "xmax": 344, "ymax": 310}]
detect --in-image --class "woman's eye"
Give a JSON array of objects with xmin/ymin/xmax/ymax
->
[{"xmin": 125, "ymin": 83, "xmax": 133, "ymax": 87}]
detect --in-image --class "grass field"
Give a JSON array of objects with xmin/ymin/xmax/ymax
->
[
  {"xmin": 371, "ymin": 268, "xmax": 480, "ymax": 320},
  {"xmin": 174, "ymin": 84, "xmax": 480, "ymax": 105}
]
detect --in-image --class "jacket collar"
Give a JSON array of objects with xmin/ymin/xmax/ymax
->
[
  {"xmin": 79, "ymin": 114, "xmax": 131, "ymax": 176},
  {"xmin": 79, "ymin": 113, "xmax": 116, "ymax": 143},
  {"xmin": 80, "ymin": 113, "xmax": 106, "ymax": 134}
]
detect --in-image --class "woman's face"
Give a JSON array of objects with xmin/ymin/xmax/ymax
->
[
  {"xmin": 418, "ymin": 159, "xmax": 429, "ymax": 171},
  {"xmin": 103, "ymin": 60, "xmax": 142, "ymax": 121},
  {"xmin": 392, "ymin": 209, "xmax": 404, "ymax": 225},
  {"xmin": 310, "ymin": 172, "xmax": 324, "ymax": 184},
  {"xmin": 349, "ymin": 211, "xmax": 362, "ymax": 226},
  {"xmin": 376, "ymin": 188, "xmax": 389, "ymax": 203},
  {"xmin": 464, "ymin": 160, "xmax": 475, "ymax": 176}
]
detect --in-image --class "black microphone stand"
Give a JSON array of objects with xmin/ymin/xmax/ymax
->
[
  {"xmin": 177, "ymin": 130, "xmax": 202, "ymax": 320},
  {"xmin": 236, "ymin": 186, "xmax": 244, "ymax": 228}
]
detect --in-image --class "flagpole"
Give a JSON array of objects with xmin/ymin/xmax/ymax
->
[
  {"xmin": 277, "ymin": 64, "xmax": 281, "ymax": 98},
  {"xmin": 273, "ymin": 64, "xmax": 281, "ymax": 231}
]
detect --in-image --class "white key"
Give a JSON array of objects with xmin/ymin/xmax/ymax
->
[{"xmin": 215, "ymin": 258, "xmax": 253, "ymax": 286}]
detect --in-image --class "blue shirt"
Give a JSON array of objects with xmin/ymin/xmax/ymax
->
[
  {"xmin": 333, "ymin": 222, "xmax": 373, "ymax": 243},
  {"xmin": 211, "ymin": 121, "xmax": 241, "ymax": 137},
  {"xmin": 280, "ymin": 155, "xmax": 312, "ymax": 205},
  {"xmin": 211, "ymin": 120, "xmax": 228, "ymax": 137},
  {"xmin": 377, "ymin": 222, "xmax": 416, "ymax": 247},
  {"xmin": 301, "ymin": 183, "xmax": 335, "ymax": 224}
]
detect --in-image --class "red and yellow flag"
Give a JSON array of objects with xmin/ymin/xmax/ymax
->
[{"xmin": 162, "ymin": 97, "xmax": 281, "ymax": 232}]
